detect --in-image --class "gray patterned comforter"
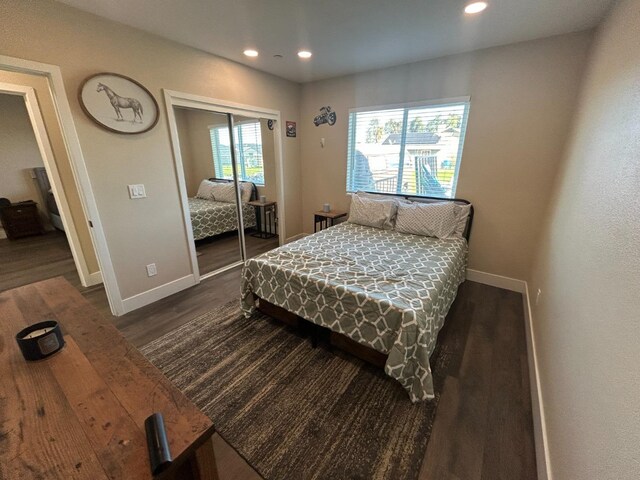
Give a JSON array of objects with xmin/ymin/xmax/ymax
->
[
  {"xmin": 241, "ymin": 222, "xmax": 468, "ymax": 402},
  {"xmin": 189, "ymin": 198, "xmax": 256, "ymax": 241}
]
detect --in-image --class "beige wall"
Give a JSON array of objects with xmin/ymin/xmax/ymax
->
[
  {"xmin": 0, "ymin": 0, "xmax": 301, "ymax": 300},
  {"xmin": 299, "ymin": 31, "xmax": 593, "ymax": 280},
  {"xmin": 174, "ymin": 108, "xmax": 196, "ymax": 195},
  {"xmin": 174, "ymin": 108, "xmax": 222, "ymax": 197},
  {"xmin": 0, "ymin": 93, "xmax": 49, "ymax": 223},
  {"xmin": 528, "ymin": 1, "xmax": 640, "ymax": 478},
  {"xmin": 0, "ymin": 69, "xmax": 99, "ymax": 273}
]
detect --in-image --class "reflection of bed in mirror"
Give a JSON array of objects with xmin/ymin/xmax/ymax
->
[{"xmin": 188, "ymin": 178, "xmax": 257, "ymax": 241}]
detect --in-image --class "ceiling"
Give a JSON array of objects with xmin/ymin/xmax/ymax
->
[{"xmin": 55, "ymin": 0, "xmax": 614, "ymax": 83}]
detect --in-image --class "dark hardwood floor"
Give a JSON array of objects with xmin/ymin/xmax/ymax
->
[
  {"xmin": 1, "ymin": 231, "xmax": 537, "ymax": 480},
  {"xmin": 419, "ymin": 281, "xmax": 536, "ymax": 480},
  {"xmin": 195, "ymin": 230, "xmax": 279, "ymax": 275},
  {"xmin": 0, "ymin": 230, "xmax": 85, "ymax": 292}
]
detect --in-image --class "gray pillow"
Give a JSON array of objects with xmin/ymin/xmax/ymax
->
[
  {"xmin": 196, "ymin": 180, "xmax": 216, "ymax": 199},
  {"xmin": 395, "ymin": 202, "xmax": 459, "ymax": 238},
  {"xmin": 355, "ymin": 191, "xmax": 411, "ymax": 206},
  {"xmin": 347, "ymin": 193, "xmax": 398, "ymax": 230},
  {"xmin": 452, "ymin": 203, "xmax": 472, "ymax": 238},
  {"xmin": 210, "ymin": 182, "xmax": 236, "ymax": 203},
  {"xmin": 239, "ymin": 182, "xmax": 253, "ymax": 203}
]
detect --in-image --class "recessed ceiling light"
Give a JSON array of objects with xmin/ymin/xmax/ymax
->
[
  {"xmin": 243, "ymin": 49, "xmax": 259, "ymax": 57},
  {"xmin": 464, "ymin": 2, "xmax": 488, "ymax": 14},
  {"xmin": 297, "ymin": 50, "xmax": 313, "ymax": 59}
]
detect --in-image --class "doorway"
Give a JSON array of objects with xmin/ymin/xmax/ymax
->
[
  {"xmin": 0, "ymin": 55, "xmax": 123, "ymax": 316},
  {"xmin": 165, "ymin": 90, "xmax": 286, "ymax": 282},
  {"xmin": 0, "ymin": 86, "xmax": 98, "ymax": 295}
]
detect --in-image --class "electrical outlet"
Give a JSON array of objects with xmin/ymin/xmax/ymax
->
[
  {"xmin": 146, "ymin": 263, "xmax": 157, "ymax": 277},
  {"xmin": 535, "ymin": 288, "xmax": 542, "ymax": 306}
]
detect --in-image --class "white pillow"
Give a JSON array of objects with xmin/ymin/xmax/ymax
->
[
  {"xmin": 347, "ymin": 193, "xmax": 398, "ymax": 230},
  {"xmin": 196, "ymin": 180, "xmax": 216, "ymax": 200},
  {"xmin": 395, "ymin": 202, "xmax": 459, "ymax": 238},
  {"xmin": 210, "ymin": 182, "xmax": 237, "ymax": 203}
]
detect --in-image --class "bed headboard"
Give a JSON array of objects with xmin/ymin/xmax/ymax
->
[
  {"xmin": 361, "ymin": 191, "xmax": 474, "ymax": 242},
  {"xmin": 208, "ymin": 178, "xmax": 259, "ymax": 201}
]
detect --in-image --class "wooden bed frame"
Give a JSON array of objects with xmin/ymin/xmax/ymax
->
[
  {"xmin": 256, "ymin": 297, "xmax": 388, "ymax": 368},
  {"xmin": 254, "ymin": 192, "xmax": 474, "ymax": 369}
]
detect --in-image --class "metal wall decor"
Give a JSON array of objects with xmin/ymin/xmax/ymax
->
[
  {"xmin": 286, "ymin": 121, "xmax": 297, "ymax": 137},
  {"xmin": 79, "ymin": 72, "xmax": 159, "ymax": 134},
  {"xmin": 313, "ymin": 106, "xmax": 337, "ymax": 126}
]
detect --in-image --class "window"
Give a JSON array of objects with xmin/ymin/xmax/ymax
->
[
  {"xmin": 210, "ymin": 121, "xmax": 265, "ymax": 185},
  {"xmin": 346, "ymin": 99, "xmax": 470, "ymax": 198}
]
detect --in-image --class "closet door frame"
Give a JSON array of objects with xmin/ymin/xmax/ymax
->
[{"xmin": 163, "ymin": 89, "xmax": 286, "ymax": 284}]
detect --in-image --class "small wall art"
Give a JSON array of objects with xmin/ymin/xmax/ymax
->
[
  {"xmin": 79, "ymin": 72, "xmax": 159, "ymax": 134},
  {"xmin": 313, "ymin": 106, "xmax": 337, "ymax": 126},
  {"xmin": 286, "ymin": 121, "xmax": 297, "ymax": 137}
]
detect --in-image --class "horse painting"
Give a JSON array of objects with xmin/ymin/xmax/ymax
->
[{"xmin": 96, "ymin": 83, "xmax": 143, "ymax": 123}]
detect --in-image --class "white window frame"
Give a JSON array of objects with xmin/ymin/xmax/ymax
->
[
  {"xmin": 346, "ymin": 96, "xmax": 471, "ymax": 198},
  {"xmin": 209, "ymin": 120, "xmax": 265, "ymax": 186}
]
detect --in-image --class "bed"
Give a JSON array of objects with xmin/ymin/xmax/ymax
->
[
  {"xmin": 241, "ymin": 194, "xmax": 473, "ymax": 402},
  {"xmin": 189, "ymin": 179, "xmax": 257, "ymax": 241}
]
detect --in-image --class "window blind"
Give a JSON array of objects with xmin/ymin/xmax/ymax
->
[
  {"xmin": 346, "ymin": 101, "xmax": 470, "ymax": 198},
  {"xmin": 210, "ymin": 121, "xmax": 265, "ymax": 185}
]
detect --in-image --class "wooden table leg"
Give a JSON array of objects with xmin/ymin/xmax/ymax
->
[{"xmin": 191, "ymin": 436, "xmax": 220, "ymax": 480}]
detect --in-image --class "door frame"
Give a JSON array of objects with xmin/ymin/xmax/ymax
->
[
  {"xmin": 0, "ymin": 55, "xmax": 123, "ymax": 315},
  {"xmin": 163, "ymin": 89, "xmax": 286, "ymax": 283}
]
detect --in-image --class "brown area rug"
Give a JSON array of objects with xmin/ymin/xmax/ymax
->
[{"xmin": 141, "ymin": 300, "xmax": 449, "ymax": 480}]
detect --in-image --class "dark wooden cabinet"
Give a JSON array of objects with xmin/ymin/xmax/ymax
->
[{"xmin": 0, "ymin": 202, "xmax": 44, "ymax": 240}]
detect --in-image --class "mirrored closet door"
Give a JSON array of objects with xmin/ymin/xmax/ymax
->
[
  {"xmin": 173, "ymin": 107, "xmax": 243, "ymax": 277},
  {"xmin": 228, "ymin": 115, "xmax": 280, "ymax": 261},
  {"xmin": 171, "ymin": 99, "xmax": 282, "ymax": 280}
]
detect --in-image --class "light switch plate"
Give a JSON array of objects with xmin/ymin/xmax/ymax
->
[
  {"xmin": 146, "ymin": 263, "xmax": 157, "ymax": 277},
  {"xmin": 128, "ymin": 184, "xmax": 146, "ymax": 199}
]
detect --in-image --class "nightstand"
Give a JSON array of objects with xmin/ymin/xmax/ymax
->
[
  {"xmin": 248, "ymin": 200, "xmax": 277, "ymax": 239},
  {"xmin": 0, "ymin": 201, "xmax": 44, "ymax": 240},
  {"xmin": 314, "ymin": 211, "xmax": 347, "ymax": 232}
]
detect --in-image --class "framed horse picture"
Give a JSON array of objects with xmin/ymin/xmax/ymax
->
[{"xmin": 79, "ymin": 73, "xmax": 159, "ymax": 134}]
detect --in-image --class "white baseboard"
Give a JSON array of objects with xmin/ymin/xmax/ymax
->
[
  {"xmin": 84, "ymin": 270, "xmax": 103, "ymax": 287},
  {"xmin": 523, "ymin": 283, "xmax": 552, "ymax": 480},
  {"xmin": 466, "ymin": 268, "xmax": 526, "ymax": 293},
  {"xmin": 120, "ymin": 274, "xmax": 196, "ymax": 314},
  {"xmin": 285, "ymin": 232, "xmax": 310, "ymax": 243}
]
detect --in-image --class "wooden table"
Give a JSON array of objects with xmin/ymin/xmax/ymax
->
[
  {"xmin": 0, "ymin": 277, "xmax": 218, "ymax": 480},
  {"xmin": 313, "ymin": 210, "xmax": 347, "ymax": 232}
]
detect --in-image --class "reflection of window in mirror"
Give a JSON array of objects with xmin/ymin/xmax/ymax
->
[{"xmin": 209, "ymin": 121, "xmax": 265, "ymax": 185}]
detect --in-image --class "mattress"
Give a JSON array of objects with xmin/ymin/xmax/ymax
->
[
  {"xmin": 241, "ymin": 222, "xmax": 468, "ymax": 402},
  {"xmin": 188, "ymin": 197, "xmax": 256, "ymax": 241}
]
